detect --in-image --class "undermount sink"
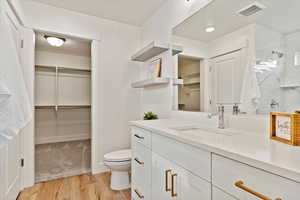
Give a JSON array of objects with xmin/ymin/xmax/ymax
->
[{"xmin": 170, "ymin": 125, "xmax": 242, "ymax": 136}]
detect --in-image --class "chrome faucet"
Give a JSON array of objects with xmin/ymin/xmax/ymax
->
[
  {"xmin": 207, "ymin": 104, "xmax": 225, "ymax": 129},
  {"xmin": 218, "ymin": 105, "xmax": 225, "ymax": 129}
]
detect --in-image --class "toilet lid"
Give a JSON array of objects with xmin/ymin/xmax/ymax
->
[{"xmin": 104, "ymin": 149, "xmax": 131, "ymax": 162}]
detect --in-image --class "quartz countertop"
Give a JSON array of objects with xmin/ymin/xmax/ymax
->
[{"xmin": 130, "ymin": 119, "xmax": 300, "ymax": 183}]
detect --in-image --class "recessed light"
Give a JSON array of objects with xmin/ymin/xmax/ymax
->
[
  {"xmin": 205, "ymin": 26, "xmax": 215, "ymax": 33},
  {"xmin": 44, "ymin": 35, "xmax": 66, "ymax": 47}
]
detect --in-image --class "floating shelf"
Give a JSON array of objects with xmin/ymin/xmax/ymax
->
[
  {"xmin": 131, "ymin": 41, "xmax": 169, "ymax": 62},
  {"xmin": 131, "ymin": 78, "xmax": 183, "ymax": 88},
  {"xmin": 36, "ymin": 65, "xmax": 91, "ymax": 72}
]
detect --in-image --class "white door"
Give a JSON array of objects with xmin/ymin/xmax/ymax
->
[
  {"xmin": 210, "ymin": 49, "xmax": 246, "ymax": 112},
  {"xmin": 4, "ymin": 134, "xmax": 21, "ymax": 200},
  {"xmin": 2, "ymin": 2, "xmax": 23, "ymax": 199}
]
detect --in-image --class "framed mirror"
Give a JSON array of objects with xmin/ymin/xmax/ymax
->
[{"xmin": 172, "ymin": 0, "xmax": 300, "ymax": 114}]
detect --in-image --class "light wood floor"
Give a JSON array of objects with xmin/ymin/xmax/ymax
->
[{"xmin": 18, "ymin": 172, "xmax": 131, "ymax": 200}]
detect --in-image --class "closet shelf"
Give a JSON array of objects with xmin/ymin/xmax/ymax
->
[
  {"xmin": 184, "ymin": 81, "xmax": 200, "ymax": 86},
  {"xmin": 172, "ymin": 45, "xmax": 183, "ymax": 56},
  {"xmin": 131, "ymin": 41, "xmax": 183, "ymax": 62},
  {"xmin": 35, "ymin": 134, "xmax": 91, "ymax": 145},
  {"xmin": 35, "ymin": 105, "xmax": 91, "ymax": 109},
  {"xmin": 131, "ymin": 78, "xmax": 183, "ymax": 88},
  {"xmin": 35, "ymin": 65, "xmax": 91, "ymax": 72}
]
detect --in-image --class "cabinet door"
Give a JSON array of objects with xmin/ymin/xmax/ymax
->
[
  {"xmin": 175, "ymin": 163, "xmax": 211, "ymax": 200},
  {"xmin": 152, "ymin": 153, "xmax": 174, "ymax": 200},
  {"xmin": 152, "ymin": 152, "xmax": 211, "ymax": 200},
  {"xmin": 212, "ymin": 187, "xmax": 237, "ymax": 200}
]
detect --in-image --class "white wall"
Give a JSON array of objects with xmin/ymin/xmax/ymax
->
[
  {"xmin": 21, "ymin": 0, "xmax": 141, "ymax": 173},
  {"xmin": 138, "ymin": 0, "xmax": 212, "ymax": 119}
]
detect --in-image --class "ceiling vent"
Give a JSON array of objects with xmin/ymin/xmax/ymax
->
[{"xmin": 237, "ymin": 2, "xmax": 266, "ymax": 16}]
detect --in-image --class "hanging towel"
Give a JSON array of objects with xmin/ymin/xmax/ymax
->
[
  {"xmin": 0, "ymin": 7, "xmax": 32, "ymax": 138},
  {"xmin": 240, "ymin": 39, "xmax": 261, "ymax": 114}
]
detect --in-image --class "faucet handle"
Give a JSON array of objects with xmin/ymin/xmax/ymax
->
[{"xmin": 218, "ymin": 104, "xmax": 224, "ymax": 112}]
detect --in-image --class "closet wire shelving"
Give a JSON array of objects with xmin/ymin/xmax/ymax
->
[
  {"xmin": 35, "ymin": 64, "xmax": 91, "ymax": 145},
  {"xmin": 35, "ymin": 65, "xmax": 91, "ymax": 111}
]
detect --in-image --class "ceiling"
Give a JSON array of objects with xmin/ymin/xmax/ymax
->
[
  {"xmin": 173, "ymin": 0, "xmax": 300, "ymax": 42},
  {"xmin": 35, "ymin": 31, "xmax": 91, "ymax": 56},
  {"xmin": 26, "ymin": 0, "xmax": 166, "ymax": 26}
]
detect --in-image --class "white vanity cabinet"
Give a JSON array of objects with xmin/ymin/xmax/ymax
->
[
  {"xmin": 131, "ymin": 124, "xmax": 300, "ymax": 200},
  {"xmin": 131, "ymin": 126, "xmax": 211, "ymax": 200},
  {"xmin": 131, "ymin": 127, "xmax": 152, "ymax": 200}
]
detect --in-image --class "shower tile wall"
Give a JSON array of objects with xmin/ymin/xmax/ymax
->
[
  {"xmin": 256, "ymin": 26, "xmax": 300, "ymax": 113},
  {"xmin": 35, "ymin": 140, "xmax": 91, "ymax": 182}
]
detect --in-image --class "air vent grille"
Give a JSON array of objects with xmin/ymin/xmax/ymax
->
[{"xmin": 238, "ymin": 2, "xmax": 266, "ymax": 16}]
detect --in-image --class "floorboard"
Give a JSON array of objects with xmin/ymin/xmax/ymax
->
[{"xmin": 18, "ymin": 172, "xmax": 131, "ymax": 200}]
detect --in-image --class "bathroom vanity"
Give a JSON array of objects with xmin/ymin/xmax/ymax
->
[{"xmin": 130, "ymin": 119, "xmax": 300, "ymax": 200}]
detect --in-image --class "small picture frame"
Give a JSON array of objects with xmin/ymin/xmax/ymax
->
[
  {"xmin": 147, "ymin": 58, "xmax": 162, "ymax": 78},
  {"xmin": 270, "ymin": 112, "xmax": 300, "ymax": 146}
]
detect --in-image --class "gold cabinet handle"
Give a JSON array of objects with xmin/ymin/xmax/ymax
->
[
  {"xmin": 134, "ymin": 157, "xmax": 144, "ymax": 165},
  {"xmin": 165, "ymin": 169, "xmax": 172, "ymax": 192},
  {"xmin": 134, "ymin": 134, "xmax": 144, "ymax": 139},
  {"xmin": 171, "ymin": 173, "xmax": 178, "ymax": 197},
  {"xmin": 134, "ymin": 189, "xmax": 144, "ymax": 199},
  {"xmin": 235, "ymin": 181, "xmax": 283, "ymax": 200}
]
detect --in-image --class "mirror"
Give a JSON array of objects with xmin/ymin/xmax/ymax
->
[{"xmin": 172, "ymin": 0, "xmax": 300, "ymax": 114}]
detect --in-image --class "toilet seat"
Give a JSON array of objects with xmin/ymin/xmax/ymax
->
[{"xmin": 104, "ymin": 149, "xmax": 131, "ymax": 162}]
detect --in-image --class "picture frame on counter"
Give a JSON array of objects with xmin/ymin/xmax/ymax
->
[{"xmin": 270, "ymin": 112, "xmax": 300, "ymax": 146}]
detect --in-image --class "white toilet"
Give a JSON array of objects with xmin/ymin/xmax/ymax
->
[{"xmin": 104, "ymin": 149, "xmax": 131, "ymax": 190}]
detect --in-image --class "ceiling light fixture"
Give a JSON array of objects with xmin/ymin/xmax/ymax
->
[
  {"xmin": 44, "ymin": 35, "xmax": 66, "ymax": 47},
  {"xmin": 205, "ymin": 26, "xmax": 215, "ymax": 33}
]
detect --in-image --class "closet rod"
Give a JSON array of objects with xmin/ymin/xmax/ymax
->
[{"xmin": 35, "ymin": 65, "xmax": 91, "ymax": 72}]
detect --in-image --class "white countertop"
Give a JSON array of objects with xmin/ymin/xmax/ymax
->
[{"xmin": 130, "ymin": 119, "xmax": 300, "ymax": 183}]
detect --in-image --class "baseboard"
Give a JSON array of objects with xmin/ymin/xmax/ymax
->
[
  {"xmin": 35, "ymin": 169, "xmax": 91, "ymax": 183},
  {"xmin": 92, "ymin": 162, "xmax": 109, "ymax": 174}
]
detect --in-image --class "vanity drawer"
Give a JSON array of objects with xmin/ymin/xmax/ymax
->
[
  {"xmin": 152, "ymin": 133, "xmax": 211, "ymax": 181},
  {"xmin": 131, "ymin": 126, "xmax": 151, "ymax": 149},
  {"xmin": 132, "ymin": 141, "xmax": 151, "ymax": 186},
  {"xmin": 212, "ymin": 154, "xmax": 300, "ymax": 200}
]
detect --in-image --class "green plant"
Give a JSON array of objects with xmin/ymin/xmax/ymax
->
[{"xmin": 143, "ymin": 112, "xmax": 158, "ymax": 120}]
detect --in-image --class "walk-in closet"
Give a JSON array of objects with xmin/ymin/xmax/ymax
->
[{"xmin": 34, "ymin": 32, "xmax": 92, "ymax": 182}]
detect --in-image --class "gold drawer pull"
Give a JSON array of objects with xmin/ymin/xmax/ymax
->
[
  {"xmin": 134, "ymin": 134, "xmax": 144, "ymax": 139},
  {"xmin": 165, "ymin": 169, "xmax": 171, "ymax": 192},
  {"xmin": 235, "ymin": 181, "xmax": 283, "ymax": 200},
  {"xmin": 134, "ymin": 158, "xmax": 144, "ymax": 165},
  {"xmin": 134, "ymin": 189, "xmax": 144, "ymax": 199},
  {"xmin": 171, "ymin": 173, "xmax": 178, "ymax": 197}
]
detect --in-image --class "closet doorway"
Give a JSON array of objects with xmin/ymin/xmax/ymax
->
[
  {"xmin": 34, "ymin": 31, "xmax": 92, "ymax": 182},
  {"xmin": 177, "ymin": 56, "xmax": 203, "ymax": 112}
]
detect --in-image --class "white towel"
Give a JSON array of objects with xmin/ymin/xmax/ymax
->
[
  {"xmin": 0, "ymin": 8, "xmax": 32, "ymax": 138},
  {"xmin": 240, "ymin": 40, "xmax": 261, "ymax": 114}
]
